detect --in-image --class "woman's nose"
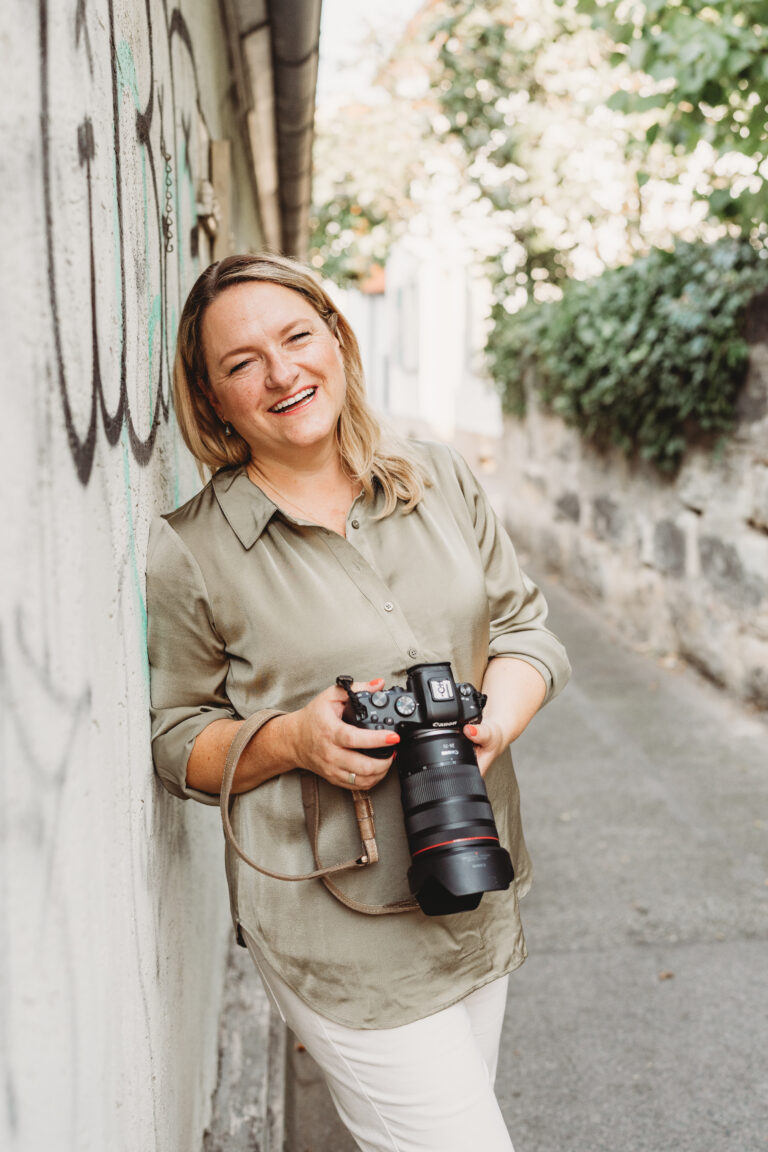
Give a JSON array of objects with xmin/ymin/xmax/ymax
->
[{"xmin": 264, "ymin": 349, "xmax": 298, "ymax": 388}]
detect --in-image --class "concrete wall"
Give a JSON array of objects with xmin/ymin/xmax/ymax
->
[
  {"xmin": 496, "ymin": 333, "xmax": 768, "ymax": 710},
  {"xmin": 1, "ymin": 3, "xmax": 265, "ymax": 1149}
]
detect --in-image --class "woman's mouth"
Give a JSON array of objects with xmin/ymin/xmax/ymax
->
[{"xmin": 269, "ymin": 387, "xmax": 317, "ymax": 415}]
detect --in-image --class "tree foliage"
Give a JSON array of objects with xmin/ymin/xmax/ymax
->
[
  {"xmin": 572, "ymin": 0, "xmax": 768, "ymax": 236},
  {"xmin": 427, "ymin": 0, "xmax": 625, "ymax": 291},
  {"xmin": 309, "ymin": 187, "xmax": 392, "ymax": 288},
  {"xmin": 309, "ymin": 93, "xmax": 428, "ymax": 286},
  {"xmin": 425, "ymin": 0, "xmax": 729, "ymax": 296}
]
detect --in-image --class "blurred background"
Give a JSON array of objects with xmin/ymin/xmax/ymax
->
[
  {"xmin": 1, "ymin": 2, "xmax": 766, "ymax": 1151},
  {"xmin": 309, "ymin": 0, "xmax": 768, "ymax": 711}
]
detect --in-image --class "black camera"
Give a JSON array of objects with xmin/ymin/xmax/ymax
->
[{"xmin": 337, "ymin": 663, "xmax": 514, "ymax": 916}]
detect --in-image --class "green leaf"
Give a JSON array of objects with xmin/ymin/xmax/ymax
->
[
  {"xmin": 627, "ymin": 38, "xmax": 649, "ymax": 72},
  {"xmin": 607, "ymin": 89, "xmax": 631, "ymax": 112},
  {"xmin": 727, "ymin": 50, "xmax": 755, "ymax": 75}
]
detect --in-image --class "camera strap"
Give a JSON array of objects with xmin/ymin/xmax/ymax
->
[
  {"xmin": 219, "ymin": 710, "xmax": 418, "ymax": 915},
  {"xmin": 302, "ymin": 772, "xmax": 419, "ymax": 916}
]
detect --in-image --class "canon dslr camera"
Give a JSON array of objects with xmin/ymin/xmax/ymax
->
[{"xmin": 337, "ymin": 662, "xmax": 514, "ymax": 916}]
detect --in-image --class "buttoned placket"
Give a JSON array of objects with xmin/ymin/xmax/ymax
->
[
  {"xmin": 323, "ymin": 529, "xmax": 421, "ymax": 665},
  {"xmin": 273, "ymin": 501, "xmax": 420, "ymax": 669},
  {"xmin": 258, "ymin": 491, "xmax": 423, "ymax": 669}
]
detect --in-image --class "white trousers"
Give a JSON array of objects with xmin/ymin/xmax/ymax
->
[{"xmin": 243, "ymin": 932, "xmax": 515, "ymax": 1152}]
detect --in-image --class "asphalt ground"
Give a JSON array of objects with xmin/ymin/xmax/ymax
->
[{"xmin": 285, "ymin": 579, "xmax": 768, "ymax": 1152}]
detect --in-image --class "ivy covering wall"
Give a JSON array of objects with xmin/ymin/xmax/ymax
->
[{"xmin": 487, "ymin": 237, "xmax": 768, "ymax": 471}]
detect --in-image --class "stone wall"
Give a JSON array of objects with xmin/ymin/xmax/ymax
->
[
  {"xmin": 496, "ymin": 327, "xmax": 768, "ymax": 710},
  {"xmin": 1, "ymin": 4, "xmax": 265, "ymax": 1150}
]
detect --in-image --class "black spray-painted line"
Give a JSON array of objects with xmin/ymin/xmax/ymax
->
[{"xmin": 40, "ymin": 0, "xmax": 208, "ymax": 485}]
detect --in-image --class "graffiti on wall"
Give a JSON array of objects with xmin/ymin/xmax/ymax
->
[
  {"xmin": 3, "ymin": 5, "xmax": 224, "ymax": 1147},
  {"xmin": 39, "ymin": 0, "xmax": 211, "ymax": 484}
]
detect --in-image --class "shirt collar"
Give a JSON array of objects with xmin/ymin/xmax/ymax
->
[{"xmin": 211, "ymin": 466, "xmax": 279, "ymax": 549}]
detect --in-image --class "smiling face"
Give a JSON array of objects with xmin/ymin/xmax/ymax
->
[{"xmin": 201, "ymin": 280, "xmax": 347, "ymax": 469}]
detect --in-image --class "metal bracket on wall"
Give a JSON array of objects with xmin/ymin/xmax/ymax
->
[{"xmin": 195, "ymin": 179, "xmax": 220, "ymax": 238}]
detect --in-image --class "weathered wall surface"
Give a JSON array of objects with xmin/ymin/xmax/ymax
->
[
  {"xmin": 497, "ymin": 333, "xmax": 768, "ymax": 710},
  {"xmin": 1, "ymin": 3, "xmax": 263, "ymax": 1149}
]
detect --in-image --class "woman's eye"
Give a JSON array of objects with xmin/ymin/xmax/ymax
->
[
  {"xmin": 290, "ymin": 331, "xmax": 311, "ymax": 342},
  {"xmin": 229, "ymin": 360, "xmax": 250, "ymax": 375}
]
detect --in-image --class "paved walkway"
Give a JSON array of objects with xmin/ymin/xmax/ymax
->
[{"xmin": 286, "ymin": 579, "xmax": 768, "ymax": 1152}]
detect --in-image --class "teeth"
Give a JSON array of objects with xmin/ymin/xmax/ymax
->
[{"xmin": 270, "ymin": 388, "xmax": 315, "ymax": 413}]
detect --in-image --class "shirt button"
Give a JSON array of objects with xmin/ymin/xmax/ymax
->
[
  {"xmin": 351, "ymin": 519, "xmax": 360, "ymax": 529},
  {"xmin": 408, "ymin": 647, "xmax": 418, "ymax": 659},
  {"xmin": 384, "ymin": 602, "xmax": 394, "ymax": 612}
]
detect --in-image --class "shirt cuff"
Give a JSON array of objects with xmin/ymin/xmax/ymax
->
[{"xmin": 487, "ymin": 641, "xmax": 571, "ymax": 706}]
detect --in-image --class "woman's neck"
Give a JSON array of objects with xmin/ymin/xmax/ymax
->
[
  {"xmin": 248, "ymin": 445, "xmax": 346, "ymax": 494},
  {"xmin": 246, "ymin": 451, "xmax": 359, "ymax": 536}
]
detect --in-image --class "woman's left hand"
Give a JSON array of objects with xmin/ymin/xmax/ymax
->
[{"xmin": 462, "ymin": 719, "xmax": 507, "ymax": 777}]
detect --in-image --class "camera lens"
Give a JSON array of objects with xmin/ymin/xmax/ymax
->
[{"xmin": 398, "ymin": 731, "xmax": 514, "ymax": 916}]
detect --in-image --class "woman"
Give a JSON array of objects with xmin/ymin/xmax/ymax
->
[{"xmin": 147, "ymin": 252, "xmax": 570, "ymax": 1151}]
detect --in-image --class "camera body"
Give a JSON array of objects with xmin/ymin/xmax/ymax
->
[
  {"xmin": 338, "ymin": 663, "xmax": 514, "ymax": 917},
  {"xmin": 337, "ymin": 663, "xmax": 486, "ymax": 757}
]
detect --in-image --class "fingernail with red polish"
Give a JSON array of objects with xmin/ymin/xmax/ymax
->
[
  {"xmin": 385, "ymin": 733, "xmax": 400, "ymax": 745},
  {"xmin": 369, "ymin": 678, "xmax": 384, "ymax": 688},
  {"xmin": 466, "ymin": 725, "xmax": 478, "ymax": 737}
]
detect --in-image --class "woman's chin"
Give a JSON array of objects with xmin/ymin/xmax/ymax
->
[{"xmin": 252, "ymin": 423, "xmax": 338, "ymax": 460}]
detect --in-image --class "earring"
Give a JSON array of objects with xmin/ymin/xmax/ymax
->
[{"xmin": 224, "ymin": 422, "xmax": 233, "ymax": 437}]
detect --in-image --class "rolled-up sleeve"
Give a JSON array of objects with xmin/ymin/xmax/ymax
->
[
  {"xmin": 146, "ymin": 516, "xmax": 237, "ymax": 804},
  {"xmin": 448, "ymin": 447, "xmax": 571, "ymax": 704}
]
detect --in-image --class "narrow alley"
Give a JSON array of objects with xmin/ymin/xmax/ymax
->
[{"xmin": 286, "ymin": 578, "xmax": 768, "ymax": 1152}]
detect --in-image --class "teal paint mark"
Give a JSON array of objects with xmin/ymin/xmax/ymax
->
[
  {"xmin": 169, "ymin": 305, "xmax": 182, "ymax": 508},
  {"xmin": 116, "ymin": 39, "xmax": 142, "ymax": 106},
  {"xmin": 177, "ymin": 137, "xmax": 188, "ymax": 286},
  {"xmin": 147, "ymin": 294, "xmax": 162, "ymax": 409},
  {"xmin": 117, "ymin": 39, "xmax": 163, "ymax": 430},
  {"xmin": 177, "ymin": 133, "xmax": 199, "ymax": 286},
  {"xmin": 168, "ymin": 305, "xmax": 179, "ymax": 349},
  {"xmin": 111, "ymin": 116, "xmax": 124, "ymax": 374},
  {"xmin": 120, "ymin": 426, "xmax": 148, "ymax": 651}
]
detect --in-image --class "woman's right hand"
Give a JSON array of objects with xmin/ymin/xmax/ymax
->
[{"xmin": 284, "ymin": 679, "xmax": 399, "ymax": 791}]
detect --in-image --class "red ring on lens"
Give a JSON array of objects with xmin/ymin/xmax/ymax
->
[{"xmin": 411, "ymin": 836, "xmax": 500, "ymax": 857}]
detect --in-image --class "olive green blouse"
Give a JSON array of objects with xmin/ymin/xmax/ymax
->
[{"xmin": 147, "ymin": 440, "xmax": 570, "ymax": 1028}]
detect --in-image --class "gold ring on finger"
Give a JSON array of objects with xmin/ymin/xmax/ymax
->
[{"xmin": 347, "ymin": 772, "xmax": 356, "ymax": 786}]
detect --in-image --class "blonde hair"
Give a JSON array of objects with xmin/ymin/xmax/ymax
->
[{"xmin": 173, "ymin": 253, "xmax": 429, "ymax": 515}]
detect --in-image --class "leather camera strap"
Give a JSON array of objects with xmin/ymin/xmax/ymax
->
[
  {"xmin": 220, "ymin": 711, "xmax": 368, "ymax": 882},
  {"xmin": 219, "ymin": 711, "xmax": 418, "ymax": 914},
  {"xmin": 301, "ymin": 771, "xmax": 419, "ymax": 915}
]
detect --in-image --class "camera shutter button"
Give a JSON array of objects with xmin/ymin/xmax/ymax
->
[{"xmin": 371, "ymin": 691, "xmax": 388, "ymax": 708}]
